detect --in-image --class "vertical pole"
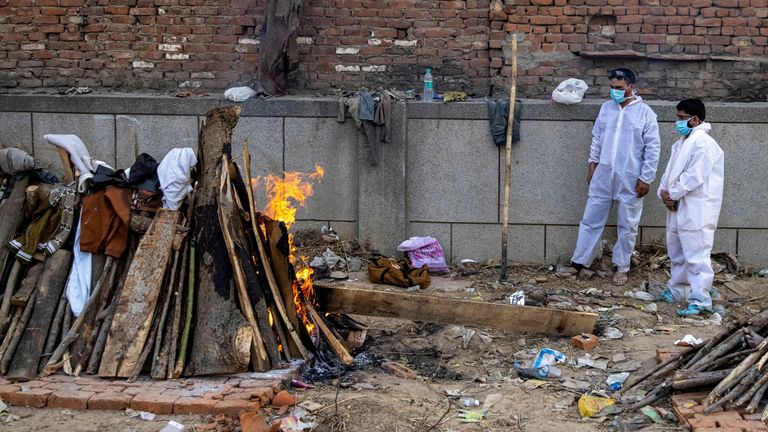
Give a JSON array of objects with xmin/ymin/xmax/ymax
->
[{"xmin": 500, "ymin": 36, "xmax": 518, "ymax": 282}]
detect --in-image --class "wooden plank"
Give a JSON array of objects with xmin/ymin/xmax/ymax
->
[
  {"xmin": 10, "ymin": 262, "xmax": 43, "ymax": 307},
  {"xmin": 98, "ymin": 209, "xmax": 178, "ymax": 377},
  {"xmin": 315, "ymin": 283, "xmax": 598, "ymax": 336},
  {"xmin": 7, "ymin": 250, "xmax": 71, "ymax": 381}
]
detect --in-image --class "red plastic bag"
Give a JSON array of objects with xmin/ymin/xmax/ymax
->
[{"xmin": 397, "ymin": 236, "xmax": 449, "ymax": 274}]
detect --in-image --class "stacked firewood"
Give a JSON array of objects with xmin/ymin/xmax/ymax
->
[
  {"xmin": 0, "ymin": 106, "xmax": 352, "ymax": 382},
  {"xmin": 620, "ymin": 309, "xmax": 768, "ymax": 422}
]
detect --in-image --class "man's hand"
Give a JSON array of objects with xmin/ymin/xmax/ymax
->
[
  {"xmin": 660, "ymin": 190, "xmax": 676, "ymax": 211},
  {"xmin": 635, "ymin": 179, "xmax": 650, "ymax": 198},
  {"xmin": 587, "ymin": 162, "xmax": 597, "ymax": 184}
]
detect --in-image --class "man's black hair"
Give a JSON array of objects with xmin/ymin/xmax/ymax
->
[
  {"xmin": 609, "ymin": 68, "xmax": 636, "ymax": 84},
  {"xmin": 677, "ymin": 98, "xmax": 706, "ymax": 122}
]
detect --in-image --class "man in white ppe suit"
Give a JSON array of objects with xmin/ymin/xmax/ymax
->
[
  {"xmin": 558, "ymin": 68, "xmax": 661, "ymax": 286},
  {"xmin": 657, "ymin": 99, "xmax": 724, "ymax": 316}
]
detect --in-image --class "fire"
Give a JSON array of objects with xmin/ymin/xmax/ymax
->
[
  {"xmin": 258, "ymin": 166, "xmax": 324, "ymax": 340},
  {"xmin": 258, "ymin": 164, "xmax": 324, "ymax": 229}
]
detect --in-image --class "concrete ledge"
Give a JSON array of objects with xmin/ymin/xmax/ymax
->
[{"xmin": 2, "ymin": 93, "xmax": 766, "ymax": 122}]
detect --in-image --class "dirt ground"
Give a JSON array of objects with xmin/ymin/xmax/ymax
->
[{"xmin": 3, "ymin": 251, "xmax": 767, "ymax": 432}]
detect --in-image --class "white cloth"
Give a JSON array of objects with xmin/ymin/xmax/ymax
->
[
  {"xmin": 65, "ymin": 219, "xmax": 92, "ymax": 317},
  {"xmin": 657, "ymin": 122, "xmax": 724, "ymax": 308},
  {"xmin": 43, "ymin": 134, "xmax": 113, "ymax": 192},
  {"xmin": 571, "ymin": 97, "xmax": 661, "ymax": 272},
  {"xmin": 157, "ymin": 148, "xmax": 197, "ymax": 210}
]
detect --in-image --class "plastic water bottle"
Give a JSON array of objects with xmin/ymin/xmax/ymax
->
[{"xmin": 422, "ymin": 67, "xmax": 433, "ymax": 102}]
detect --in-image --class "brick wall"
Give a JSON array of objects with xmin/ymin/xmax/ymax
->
[{"xmin": 0, "ymin": 0, "xmax": 766, "ymax": 100}]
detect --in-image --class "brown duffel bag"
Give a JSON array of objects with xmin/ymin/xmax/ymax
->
[{"xmin": 367, "ymin": 257, "xmax": 431, "ymax": 289}]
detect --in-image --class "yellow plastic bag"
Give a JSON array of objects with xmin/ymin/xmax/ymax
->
[{"xmin": 578, "ymin": 394, "xmax": 615, "ymax": 417}]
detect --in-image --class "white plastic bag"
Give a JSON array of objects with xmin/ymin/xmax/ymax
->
[
  {"xmin": 551, "ymin": 78, "xmax": 588, "ymax": 105},
  {"xmin": 224, "ymin": 86, "xmax": 257, "ymax": 102},
  {"xmin": 397, "ymin": 236, "xmax": 449, "ymax": 274}
]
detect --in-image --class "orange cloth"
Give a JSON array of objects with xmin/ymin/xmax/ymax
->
[{"xmin": 79, "ymin": 187, "xmax": 132, "ymax": 258}]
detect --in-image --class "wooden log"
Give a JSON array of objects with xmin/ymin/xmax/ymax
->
[
  {"xmin": 707, "ymin": 364, "xmax": 761, "ymax": 412},
  {"xmin": 39, "ymin": 292, "xmax": 67, "ymax": 371},
  {"xmin": 70, "ymin": 254, "xmax": 108, "ymax": 370},
  {"xmin": 128, "ymin": 287, "xmax": 167, "ymax": 383},
  {"xmin": 75, "ymin": 263, "xmax": 121, "ymax": 376},
  {"xmin": 242, "ymin": 144, "xmax": 304, "ymax": 360},
  {"xmin": 0, "ymin": 308, "xmax": 22, "ymax": 362},
  {"xmin": 747, "ymin": 379, "xmax": 768, "ymax": 414},
  {"xmin": 186, "ymin": 106, "xmax": 253, "ymax": 376},
  {"xmin": 0, "ymin": 261, "xmax": 23, "ymax": 334},
  {"xmin": 1, "ymin": 291, "xmax": 36, "ymax": 374},
  {"xmin": 735, "ymin": 370, "xmax": 768, "ymax": 408},
  {"xmin": 172, "ymin": 240, "xmax": 195, "ymax": 379},
  {"xmin": 314, "ymin": 283, "xmax": 598, "ymax": 336},
  {"xmin": 10, "ymin": 262, "xmax": 43, "ymax": 307},
  {"xmin": 6, "ymin": 250, "xmax": 72, "ymax": 381},
  {"xmin": 218, "ymin": 158, "xmax": 273, "ymax": 372},
  {"xmin": 98, "ymin": 209, "xmax": 178, "ymax": 378},
  {"xmin": 0, "ymin": 174, "xmax": 30, "ymax": 296},
  {"xmin": 673, "ymin": 369, "xmax": 732, "ymax": 390},
  {"xmin": 307, "ymin": 303, "xmax": 353, "ymax": 365},
  {"xmin": 619, "ymin": 347, "xmax": 697, "ymax": 396},
  {"xmin": 40, "ymin": 258, "xmax": 116, "ymax": 376},
  {"xmin": 703, "ymin": 347, "xmax": 758, "ymax": 372},
  {"xmin": 150, "ymin": 247, "xmax": 181, "ymax": 379},
  {"xmin": 86, "ymin": 285, "xmax": 120, "ymax": 375},
  {"xmin": 689, "ymin": 329, "xmax": 749, "ymax": 372},
  {"xmin": 708, "ymin": 340, "xmax": 768, "ymax": 405}
]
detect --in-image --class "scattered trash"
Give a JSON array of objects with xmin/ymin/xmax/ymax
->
[
  {"xmin": 570, "ymin": 333, "xmax": 599, "ymax": 351},
  {"xmin": 533, "ymin": 348, "xmax": 566, "ymax": 369},
  {"xmin": 674, "ymin": 334, "xmax": 704, "ymax": 347},
  {"xmin": 291, "ymin": 379, "xmax": 315, "ymax": 389},
  {"xmin": 458, "ymin": 409, "xmax": 484, "ymax": 422},
  {"xmin": 624, "ymin": 290, "xmax": 655, "ymax": 301},
  {"xmin": 460, "ymin": 397, "xmax": 480, "ymax": 407},
  {"xmin": 239, "ymin": 412, "xmax": 273, "ymax": 432},
  {"xmin": 640, "ymin": 405, "xmax": 661, "ymax": 423},
  {"xmin": 643, "ymin": 303, "xmax": 658, "ymax": 313},
  {"xmin": 601, "ymin": 327, "xmax": 624, "ymax": 339},
  {"xmin": 3, "ymin": 414, "xmax": 19, "ymax": 423},
  {"xmin": 682, "ymin": 312, "xmax": 723, "ymax": 326},
  {"xmin": 642, "ymin": 278, "xmax": 666, "ymax": 297},
  {"xmin": 551, "ymin": 78, "xmax": 588, "ymax": 105},
  {"xmin": 329, "ymin": 271, "xmax": 348, "ymax": 280},
  {"xmin": 580, "ymin": 287, "xmax": 611, "ymax": 298},
  {"xmin": 0, "ymin": 399, "xmax": 6, "ymax": 413},
  {"xmin": 443, "ymin": 389, "xmax": 462, "ymax": 398},
  {"xmin": 515, "ymin": 362, "xmax": 555, "ymax": 380},
  {"xmin": 576, "ymin": 355, "xmax": 608, "ymax": 371},
  {"xmin": 507, "ymin": 290, "xmax": 525, "ymax": 305},
  {"xmin": 397, "ymin": 236, "xmax": 449, "ymax": 274},
  {"xmin": 159, "ymin": 420, "xmax": 185, "ymax": 432},
  {"xmin": 521, "ymin": 379, "xmax": 549, "ymax": 390},
  {"xmin": 139, "ymin": 411, "xmax": 156, "ymax": 421},
  {"xmin": 606, "ymin": 372, "xmax": 630, "ymax": 391},
  {"xmin": 562, "ymin": 378, "xmax": 591, "ymax": 391},
  {"xmin": 59, "ymin": 86, "xmax": 92, "ymax": 95},
  {"xmin": 578, "ymin": 394, "xmax": 615, "ymax": 417},
  {"xmin": 279, "ymin": 415, "xmax": 315, "ymax": 431},
  {"xmin": 612, "ymin": 353, "xmax": 626, "ymax": 363},
  {"xmin": 759, "ymin": 268, "xmax": 768, "ymax": 277},
  {"xmin": 224, "ymin": 86, "xmax": 257, "ymax": 102},
  {"xmin": 554, "ymin": 395, "xmax": 575, "ymax": 411},
  {"xmin": 272, "ymin": 390, "xmax": 297, "ymax": 407}
]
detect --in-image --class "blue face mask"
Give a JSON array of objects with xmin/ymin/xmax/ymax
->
[
  {"xmin": 610, "ymin": 88, "xmax": 627, "ymax": 104},
  {"xmin": 676, "ymin": 118, "xmax": 693, "ymax": 135}
]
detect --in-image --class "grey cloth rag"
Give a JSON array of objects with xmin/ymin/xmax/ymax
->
[
  {"xmin": 486, "ymin": 99, "xmax": 522, "ymax": 146},
  {"xmin": 0, "ymin": 148, "xmax": 35, "ymax": 176},
  {"xmin": 337, "ymin": 97, "xmax": 362, "ymax": 128},
  {"xmin": 374, "ymin": 91, "xmax": 392, "ymax": 143},
  {"xmin": 358, "ymin": 92, "xmax": 376, "ymax": 121}
]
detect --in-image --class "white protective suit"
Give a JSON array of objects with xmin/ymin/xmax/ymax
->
[
  {"xmin": 571, "ymin": 97, "xmax": 661, "ymax": 272},
  {"xmin": 657, "ymin": 122, "xmax": 724, "ymax": 309}
]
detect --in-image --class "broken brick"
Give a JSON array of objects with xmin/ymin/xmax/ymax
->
[
  {"xmin": 131, "ymin": 392, "xmax": 179, "ymax": 415},
  {"xmin": 4, "ymin": 388, "xmax": 52, "ymax": 408},
  {"xmin": 271, "ymin": 390, "xmax": 295, "ymax": 407},
  {"xmin": 213, "ymin": 399, "xmax": 260, "ymax": 416},
  {"xmin": 381, "ymin": 361, "xmax": 417, "ymax": 380},
  {"xmin": 570, "ymin": 333, "xmax": 599, "ymax": 351},
  {"xmin": 174, "ymin": 397, "xmax": 218, "ymax": 415}
]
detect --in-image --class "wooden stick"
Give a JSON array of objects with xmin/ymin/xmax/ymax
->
[
  {"xmin": 0, "ymin": 174, "xmax": 30, "ymax": 296},
  {"xmin": 689, "ymin": 328, "xmax": 748, "ymax": 372},
  {"xmin": 218, "ymin": 156, "xmax": 270, "ymax": 371},
  {"xmin": 128, "ymin": 288, "xmax": 166, "ymax": 383},
  {"xmin": 499, "ymin": 35, "xmax": 518, "ymax": 282},
  {"xmin": 172, "ymin": 240, "xmax": 195, "ymax": 379},
  {"xmin": 747, "ymin": 379, "xmax": 768, "ymax": 413},
  {"xmin": 243, "ymin": 144, "xmax": 308, "ymax": 360},
  {"xmin": 0, "ymin": 291, "xmax": 36, "ymax": 374},
  {"xmin": 167, "ymin": 237, "xmax": 189, "ymax": 379},
  {"xmin": 708, "ymin": 341, "xmax": 768, "ymax": 404},
  {"xmin": 56, "ymin": 147, "xmax": 75, "ymax": 183},
  {"xmin": 734, "ymin": 370, "xmax": 768, "ymax": 407},
  {"xmin": 707, "ymin": 364, "xmax": 760, "ymax": 412},
  {"xmin": 703, "ymin": 347, "xmax": 758, "ymax": 372},
  {"xmin": 0, "ymin": 308, "xmax": 22, "ymax": 362},
  {"xmin": 86, "ymin": 287, "xmax": 120, "ymax": 375},
  {"xmin": 618, "ymin": 347, "xmax": 695, "ymax": 395},
  {"xmin": 75, "ymin": 262, "xmax": 121, "ymax": 375},
  {"xmin": 40, "ymin": 258, "xmax": 116, "ymax": 376},
  {"xmin": 307, "ymin": 303, "xmax": 352, "ymax": 365},
  {"xmin": 151, "ymin": 248, "xmax": 182, "ymax": 379},
  {"xmin": 673, "ymin": 369, "xmax": 732, "ymax": 391}
]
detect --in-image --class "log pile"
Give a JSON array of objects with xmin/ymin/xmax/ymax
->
[
  {"xmin": 621, "ymin": 309, "xmax": 768, "ymax": 422},
  {"xmin": 0, "ymin": 106, "xmax": 352, "ymax": 382}
]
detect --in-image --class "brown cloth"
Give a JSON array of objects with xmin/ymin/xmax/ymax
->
[{"xmin": 80, "ymin": 186, "xmax": 132, "ymax": 258}]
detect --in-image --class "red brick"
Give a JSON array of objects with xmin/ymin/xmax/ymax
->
[
  {"xmin": 48, "ymin": 390, "xmax": 96, "ymax": 410},
  {"xmin": 688, "ymin": 416, "xmax": 716, "ymax": 428},
  {"xmin": 131, "ymin": 392, "xmax": 179, "ymax": 415},
  {"xmin": 213, "ymin": 399, "xmax": 260, "ymax": 416},
  {"xmin": 88, "ymin": 392, "xmax": 134, "ymax": 411},
  {"xmin": 381, "ymin": 361, "xmax": 418, "ymax": 380},
  {"xmin": 4, "ymin": 388, "xmax": 52, "ymax": 408},
  {"xmin": 174, "ymin": 397, "xmax": 219, "ymax": 415},
  {"xmin": 0, "ymin": 384, "xmax": 20, "ymax": 400},
  {"xmin": 725, "ymin": 420, "xmax": 768, "ymax": 430}
]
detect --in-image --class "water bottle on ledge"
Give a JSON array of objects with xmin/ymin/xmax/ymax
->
[{"xmin": 422, "ymin": 67, "xmax": 433, "ymax": 102}]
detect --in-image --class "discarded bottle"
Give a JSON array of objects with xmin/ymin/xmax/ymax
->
[
  {"xmin": 606, "ymin": 372, "xmax": 630, "ymax": 391},
  {"xmin": 460, "ymin": 397, "xmax": 480, "ymax": 407},
  {"xmin": 515, "ymin": 363, "xmax": 551, "ymax": 380},
  {"xmin": 422, "ymin": 68, "xmax": 434, "ymax": 102}
]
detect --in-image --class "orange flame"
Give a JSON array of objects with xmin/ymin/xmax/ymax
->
[
  {"xmin": 257, "ymin": 165, "xmax": 324, "ymax": 229},
  {"xmin": 258, "ymin": 166, "xmax": 324, "ymax": 339}
]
